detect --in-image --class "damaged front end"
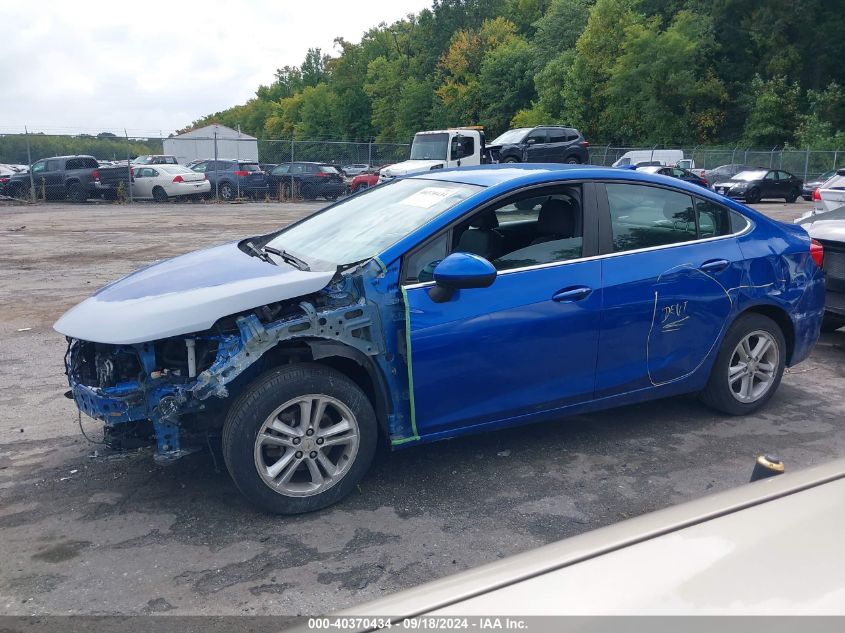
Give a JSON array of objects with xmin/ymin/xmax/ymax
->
[{"xmin": 64, "ymin": 282, "xmax": 385, "ymax": 462}]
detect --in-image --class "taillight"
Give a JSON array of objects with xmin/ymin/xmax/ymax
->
[
  {"xmin": 92, "ymin": 169, "xmax": 100, "ymax": 182},
  {"xmin": 581, "ymin": 140, "xmax": 590, "ymax": 147},
  {"xmin": 812, "ymin": 187, "xmax": 821, "ymax": 201},
  {"xmin": 233, "ymin": 170, "xmax": 249, "ymax": 177},
  {"xmin": 316, "ymin": 171, "xmax": 329, "ymax": 177},
  {"xmin": 172, "ymin": 175, "xmax": 184, "ymax": 183},
  {"xmin": 810, "ymin": 239, "xmax": 824, "ymax": 268},
  {"xmin": 701, "ymin": 178, "xmax": 709, "ymax": 186},
  {"xmin": 130, "ymin": 167, "xmax": 134, "ymax": 177}
]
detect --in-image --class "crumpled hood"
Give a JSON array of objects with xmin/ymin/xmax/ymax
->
[
  {"xmin": 54, "ymin": 241, "xmax": 336, "ymax": 345},
  {"xmin": 380, "ymin": 160, "xmax": 445, "ymax": 178},
  {"xmin": 797, "ymin": 206, "xmax": 845, "ymax": 241}
]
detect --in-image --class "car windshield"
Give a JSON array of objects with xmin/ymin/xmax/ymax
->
[
  {"xmin": 410, "ymin": 133, "xmax": 448, "ymax": 160},
  {"xmin": 266, "ymin": 178, "xmax": 482, "ymax": 268},
  {"xmin": 733, "ymin": 170, "xmax": 767, "ymax": 181},
  {"xmin": 132, "ymin": 156, "xmax": 149, "ymax": 164},
  {"xmin": 490, "ymin": 129, "xmax": 529, "ymax": 145}
]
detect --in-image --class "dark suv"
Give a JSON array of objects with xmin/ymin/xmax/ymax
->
[
  {"xmin": 487, "ymin": 126, "xmax": 589, "ymax": 164},
  {"xmin": 189, "ymin": 159, "xmax": 268, "ymax": 200},
  {"xmin": 267, "ymin": 162, "xmax": 345, "ymax": 200}
]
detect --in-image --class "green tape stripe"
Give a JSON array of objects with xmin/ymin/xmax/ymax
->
[
  {"xmin": 397, "ymin": 285, "xmax": 420, "ymax": 444},
  {"xmin": 373, "ymin": 256, "xmax": 387, "ymax": 274}
]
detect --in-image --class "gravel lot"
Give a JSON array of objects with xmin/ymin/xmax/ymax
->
[{"xmin": 0, "ymin": 197, "xmax": 843, "ymax": 616}]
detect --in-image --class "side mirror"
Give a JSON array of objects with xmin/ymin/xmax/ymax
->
[
  {"xmin": 526, "ymin": 138, "xmax": 536, "ymax": 145},
  {"xmin": 429, "ymin": 252, "xmax": 497, "ymax": 303}
]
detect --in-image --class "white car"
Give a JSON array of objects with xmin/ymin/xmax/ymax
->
[
  {"xmin": 131, "ymin": 164, "xmax": 210, "ymax": 201},
  {"xmin": 345, "ymin": 458, "xmax": 845, "ymax": 618},
  {"xmin": 808, "ymin": 168, "xmax": 845, "ymax": 217}
]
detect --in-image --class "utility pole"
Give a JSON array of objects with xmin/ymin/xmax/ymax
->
[
  {"xmin": 124, "ymin": 129, "xmax": 133, "ymax": 203},
  {"xmin": 25, "ymin": 126, "xmax": 36, "ymax": 201},
  {"xmin": 213, "ymin": 129, "xmax": 219, "ymax": 201}
]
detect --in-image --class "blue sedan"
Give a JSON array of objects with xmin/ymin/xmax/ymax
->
[{"xmin": 55, "ymin": 165, "xmax": 826, "ymax": 514}]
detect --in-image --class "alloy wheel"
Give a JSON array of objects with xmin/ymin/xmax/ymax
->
[
  {"xmin": 727, "ymin": 330, "xmax": 779, "ymax": 403},
  {"xmin": 253, "ymin": 394, "xmax": 360, "ymax": 497}
]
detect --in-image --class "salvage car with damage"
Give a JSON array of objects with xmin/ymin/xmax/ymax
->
[{"xmin": 56, "ymin": 165, "xmax": 826, "ymax": 514}]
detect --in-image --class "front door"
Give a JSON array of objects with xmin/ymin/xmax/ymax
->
[
  {"xmin": 595, "ymin": 183, "xmax": 745, "ymax": 398},
  {"xmin": 523, "ymin": 128, "xmax": 548, "ymax": 162},
  {"xmin": 402, "ymin": 184, "xmax": 602, "ymax": 437}
]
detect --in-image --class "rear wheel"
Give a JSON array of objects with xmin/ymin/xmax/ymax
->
[
  {"xmin": 785, "ymin": 188, "xmax": 799, "ymax": 203},
  {"xmin": 219, "ymin": 182, "xmax": 235, "ymax": 201},
  {"xmin": 222, "ymin": 364, "xmax": 377, "ymax": 514},
  {"xmin": 503, "ymin": 157, "xmax": 519, "ymax": 164},
  {"xmin": 700, "ymin": 313, "xmax": 785, "ymax": 415},
  {"xmin": 152, "ymin": 186, "xmax": 169, "ymax": 203},
  {"xmin": 67, "ymin": 182, "xmax": 87, "ymax": 203},
  {"xmin": 565, "ymin": 157, "xmax": 581, "ymax": 164}
]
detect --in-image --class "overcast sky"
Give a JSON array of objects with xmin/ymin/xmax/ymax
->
[{"xmin": 0, "ymin": 0, "xmax": 431, "ymax": 137}]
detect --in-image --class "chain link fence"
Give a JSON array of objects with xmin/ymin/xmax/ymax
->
[
  {"xmin": 588, "ymin": 145, "xmax": 843, "ymax": 180},
  {"xmin": 3, "ymin": 130, "xmax": 845, "ymax": 204}
]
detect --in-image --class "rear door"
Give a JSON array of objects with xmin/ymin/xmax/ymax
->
[
  {"xmin": 595, "ymin": 182, "xmax": 746, "ymax": 396},
  {"xmin": 44, "ymin": 159, "xmax": 64, "ymax": 198}
]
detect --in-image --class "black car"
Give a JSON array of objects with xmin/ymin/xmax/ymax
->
[
  {"xmin": 712, "ymin": 168, "xmax": 802, "ymax": 203},
  {"xmin": 486, "ymin": 126, "xmax": 589, "ymax": 164},
  {"xmin": 638, "ymin": 165, "xmax": 709, "ymax": 188},
  {"xmin": 703, "ymin": 164, "xmax": 754, "ymax": 184},
  {"xmin": 267, "ymin": 162, "xmax": 345, "ymax": 200},
  {"xmin": 189, "ymin": 159, "xmax": 268, "ymax": 201},
  {"xmin": 802, "ymin": 169, "xmax": 839, "ymax": 201},
  {"xmin": 797, "ymin": 208, "xmax": 845, "ymax": 332}
]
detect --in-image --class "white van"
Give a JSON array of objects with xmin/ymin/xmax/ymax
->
[{"xmin": 612, "ymin": 149, "xmax": 685, "ymax": 168}]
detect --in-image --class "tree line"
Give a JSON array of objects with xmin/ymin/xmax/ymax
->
[
  {"xmin": 0, "ymin": 133, "xmax": 161, "ymax": 165},
  {"xmin": 183, "ymin": 0, "xmax": 845, "ymax": 149}
]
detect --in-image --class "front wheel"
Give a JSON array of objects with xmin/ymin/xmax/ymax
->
[
  {"xmin": 222, "ymin": 364, "xmax": 378, "ymax": 514},
  {"xmin": 503, "ymin": 157, "xmax": 519, "ymax": 164},
  {"xmin": 745, "ymin": 188, "xmax": 761, "ymax": 204},
  {"xmin": 786, "ymin": 188, "xmax": 799, "ymax": 203},
  {"xmin": 699, "ymin": 313, "xmax": 785, "ymax": 415},
  {"xmin": 565, "ymin": 157, "xmax": 581, "ymax": 164}
]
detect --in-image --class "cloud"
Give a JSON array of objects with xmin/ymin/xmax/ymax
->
[{"xmin": 0, "ymin": 0, "xmax": 431, "ymax": 136}]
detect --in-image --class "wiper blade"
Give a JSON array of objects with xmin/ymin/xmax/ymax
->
[
  {"xmin": 244, "ymin": 241, "xmax": 277, "ymax": 266},
  {"xmin": 264, "ymin": 246, "xmax": 310, "ymax": 271}
]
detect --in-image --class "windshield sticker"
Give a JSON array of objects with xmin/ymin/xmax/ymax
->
[{"xmin": 401, "ymin": 186, "xmax": 467, "ymax": 209}]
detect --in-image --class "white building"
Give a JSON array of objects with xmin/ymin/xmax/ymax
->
[{"xmin": 163, "ymin": 124, "xmax": 258, "ymax": 164}]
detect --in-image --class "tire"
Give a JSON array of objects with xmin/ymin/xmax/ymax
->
[
  {"xmin": 354, "ymin": 183, "xmax": 369, "ymax": 193},
  {"xmin": 67, "ymin": 182, "xmax": 88, "ymax": 203},
  {"xmin": 821, "ymin": 314, "xmax": 845, "ymax": 333},
  {"xmin": 786, "ymin": 188, "xmax": 799, "ymax": 203},
  {"xmin": 745, "ymin": 188, "xmax": 761, "ymax": 204},
  {"xmin": 503, "ymin": 157, "xmax": 519, "ymax": 164},
  {"xmin": 219, "ymin": 182, "xmax": 235, "ymax": 201},
  {"xmin": 9, "ymin": 183, "xmax": 29, "ymax": 200},
  {"xmin": 802, "ymin": 195, "xmax": 812, "ymax": 201},
  {"xmin": 222, "ymin": 364, "xmax": 378, "ymax": 514},
  {"xmin": 565, "ymin": 157, "xmax": 581, "ymax": 164},
  {"xmin": 324, "ymin": 194, "xmax": 338, "ymax": 201},
  {"xmin": 699, "ymin": 313, "xmax": 786, "ymax": 415},
  {"xmin": 152, "ymin": 186, "xmax": 169, "ymax": 203},
  {"xmin": 301, "ymin": 183, "xmax": 316, "ymax": 200}
]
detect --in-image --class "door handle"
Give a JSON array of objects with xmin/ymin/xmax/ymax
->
[
  {"xmin": 552, "ymin": 286, "xmax": 592, "ymax": 302},
  {"xmin": 699, "ymin": 259, "xmax": 729, "ymax": 273}
]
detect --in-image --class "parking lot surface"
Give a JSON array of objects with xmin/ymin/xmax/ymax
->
[{"xmin": 0, "ymin": 198, "xmax": 843, "ymax": 615}]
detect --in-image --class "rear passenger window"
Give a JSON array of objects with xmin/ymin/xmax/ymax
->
[
  {"xmin": 606, "ymin": 184, "xmax": 696, "ymax": 252},
  {"xmin": 547, "ymin": 129, "xmax": 567, "ymax": 143},
  {"xmin": 695, "ymin": 199, "xmax": 733, "ymax": 237}
]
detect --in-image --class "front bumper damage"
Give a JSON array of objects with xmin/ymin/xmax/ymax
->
[{"xmin": 65, "ymin": 289, "xmax": 384, "ymax": 462}]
